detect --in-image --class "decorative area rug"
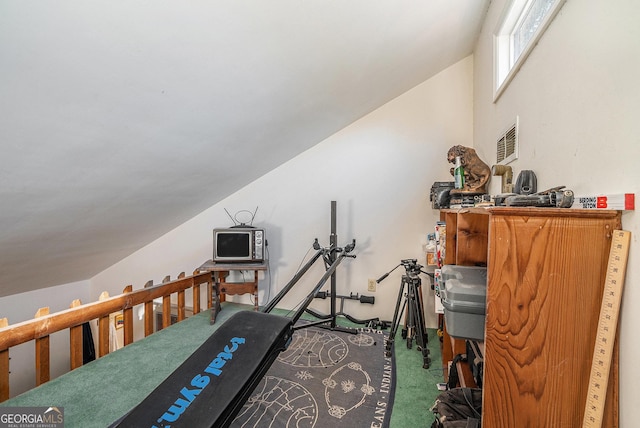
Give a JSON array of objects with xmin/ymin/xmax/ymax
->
[{"xmin": 231, "ymin": 325, "xmax": 395, "ymax": 427}]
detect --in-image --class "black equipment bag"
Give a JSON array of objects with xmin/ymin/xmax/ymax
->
[
  {"xmin": 446, "ymin": 354, "xmax": 466, "ymax": 389},
  {"xmin": 430, "ymin": 387, "xmax": 482, "ymax": 428},
  {"xmin": 466, "ymin": 340, "xmax": 483, "ymax": 389}
]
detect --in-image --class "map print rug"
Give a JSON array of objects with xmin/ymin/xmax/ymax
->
[{"xmin": 231, "ymin": 325, "xmax": 395, "ymax": 428}]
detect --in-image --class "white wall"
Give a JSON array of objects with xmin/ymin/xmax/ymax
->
[
  {"xmin": 90, "ymin": 56, "xmax": 474, "ymax": 330},
  {"xmin": 473, "ymin": 1, "xmax": 639, "ymax": 426},
  {"xmin": 0, "ymin": 280, "xmax": 91, "ymax": 397},
  {"xmin": 0, "ymin": 55, "xmax": 473, "ymax": 400}
]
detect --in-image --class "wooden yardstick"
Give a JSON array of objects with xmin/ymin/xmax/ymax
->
[{"xmin": 582, "ymin": 229, "xmax": 631, "ymax": 428}]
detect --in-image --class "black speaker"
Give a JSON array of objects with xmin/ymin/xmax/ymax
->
[
  {"xmin": 514, "ymin": 170, "xmax": 537, "ymax": 195},
  {"xmin": 430, "ymin": 181, "xmax": 455, "ymax": 209}
]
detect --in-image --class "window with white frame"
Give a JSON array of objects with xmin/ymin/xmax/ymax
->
[{"xmin": 494, "ymin": 0, "xmax": 566, "ymax": 100}]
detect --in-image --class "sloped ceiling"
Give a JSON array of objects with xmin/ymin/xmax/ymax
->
[{"xmin": 0, "ymin": 1, "xmax": 489, "ymax": 298}]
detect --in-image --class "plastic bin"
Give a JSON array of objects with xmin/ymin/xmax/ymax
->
[{"xmin": 440, "ymin": 265, "xmax": 487, "ymax": 341}]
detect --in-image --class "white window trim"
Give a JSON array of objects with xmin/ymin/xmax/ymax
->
[{"xmin": 493, "ymin": 0, "xmax": 566, "ymax": 102}]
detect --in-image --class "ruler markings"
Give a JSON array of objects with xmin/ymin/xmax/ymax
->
[{"xmin": 582, "ymin": 230, "xmax": 630, "ymax": 428}]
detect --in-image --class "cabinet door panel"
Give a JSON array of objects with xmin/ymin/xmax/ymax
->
[{"xmin": 483, "ymin": 212, "xmax": 620, "ymax": 428}]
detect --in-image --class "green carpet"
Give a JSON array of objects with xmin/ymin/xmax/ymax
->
[
  {"xmin": 0, "ymin": 303, "xmax": 251, "ymax": 427},
  {"xmin": 390, "ymin": 328, "xmax": 442, "ymax": 427}
]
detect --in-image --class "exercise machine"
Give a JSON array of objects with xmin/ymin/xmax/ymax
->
[
  {"xmin": 268, "ymin": 201, "xmax": 376, "ymax": 333},
  {"xmin": 111, "ymin": 240, "xmax": 356, "ymax": 428},
  {"xmin": 110, "ymin": 202, "xmax": 357, "ymax": 428},
  {"xmin": 306, "ymin": 291, "xmax": 380, "ymax": 328}
]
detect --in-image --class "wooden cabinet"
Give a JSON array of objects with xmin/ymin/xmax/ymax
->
[
  {"xmin": 438, "ymin": 209, "xmax": 489, "ymax": 388},
  {"xmin": 440, "ymin": 207, "xmax": 621, "ymax": 427},
  {"xmin": 440, "ymin": 209, "xmax": 488, "ymax": 267}
]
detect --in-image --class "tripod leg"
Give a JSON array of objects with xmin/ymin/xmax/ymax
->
[
  {"xmin": 405, "ymin": 283, "xmax": 415, "ymax": 349},
  {"xmin": 386, "ymin": 297, "xmax": 407, "ymax": 357},
  {"xmin": 385, "ymin": 279, "xmax": 407, "ymax": 357},
  {"xmin": 418, "ymin": 283, "xmax": 429, "ymax": 347},
  {"xmin": 418, "ymin": 297, "xmax": 429, "ymax": 348},
  {"xmin": 401, "ymin": 275, "xmax": 409, "ymax": 340},
  {"xmin": 410, "ymin": 281, "xmax": 431, "ymax": 369}
]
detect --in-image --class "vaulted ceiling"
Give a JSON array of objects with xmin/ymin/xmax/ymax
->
[{"xmin": 0, "ymin": 1, "xmax": 489, "ymax": 297}]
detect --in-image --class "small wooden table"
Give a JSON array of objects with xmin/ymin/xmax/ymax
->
[{"xmin": 197, "ymin": 260, "xmax": 268, "ymax": 323}]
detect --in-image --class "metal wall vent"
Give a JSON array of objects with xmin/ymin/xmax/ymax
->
[{"xmin": 496, "ymin": 118, "xmax": 518, "ymax": 164}]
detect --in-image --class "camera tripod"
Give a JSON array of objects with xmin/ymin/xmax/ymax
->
[{"xmin": 377, "ymin": 259, "xmax": 432, "ymax": 369}]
